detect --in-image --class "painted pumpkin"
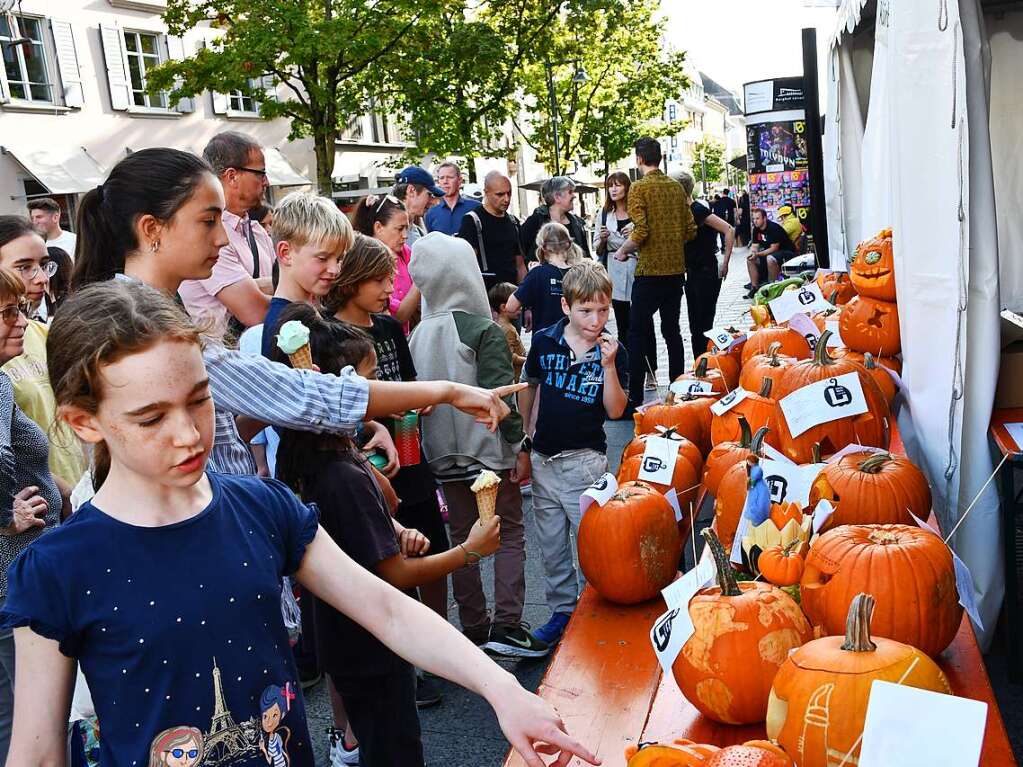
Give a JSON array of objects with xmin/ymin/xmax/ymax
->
[
  {"xmin": 625, "ymin": 740, "xmax": 719, "ymax": 766},
  {"xmin": 739, "ymin": 342, "xmax": 798, "ymax": 393},
  {"xmin": 695, "ymin": 350, "xmax": 741, "ymax": 391},
  {"xmin": 674, "ymin": 356, "xmax": 729, "ymax": 396},
  {"xmin": 673, "ymin": 530, "xmax": 812, "ymax": 725},
  {"xmin": 758, "ymin": 542, "xmax": 805, "ymax": 587},
  {"xmin": 623, "ymin": 428, "xmax": 705, "ymax": 480},
  {"xmin": 710, "ymin": 378, "xmax": 781, "ymax": 451},
  {"xmin": 839, "ymin": 295, "xmax": 901, "ymax": 356},
  {"xmin": 808, "ymin": 451, "xmax": 929, "ymax": 531},
  {"xmin": 706, "ymin": 744, "xmax": 793, "ymax": 767},
  {"xmin": 774, "ymin": 331, "xmax": 890, "ymax": 463},
  {"xmin": 578, "ymin": 481, "xmax": 682, "ymax": 604},
  {"xmin": 767, "ymin": 594, "xmax": 951, "ymax": 767},
  {"xmin": 703, "ymin": 416, "xmax": 755, "ymax": 497},
  {"xmin": 816, "ymin": 270, "xmax": 857, "ymax": 306},
  {"xmin": 800, "ymin": 524, "xmax": 962, "ymax": 657},
  {"xmin": 849, "ymin": 228, "xmax": 896, "ymax": 301},
  {"xmin": 634, "ymin": 395, "xmax": 715, "ymax": 455},
  {"xmin": 740, "ymin": 327, "xmax": 812, "ymax": 366},
  {"xmin": 618, "ymin": 450, "xmax": 701, "ymax": 514}
]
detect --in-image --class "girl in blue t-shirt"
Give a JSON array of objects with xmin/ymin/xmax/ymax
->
[
  {"xmin": 507, "ymin": 222, "xmax": 584, "ymax": 333},
  {"xmin": 1, "ymin": 281, "xmax": 597, "ymax": 767}
]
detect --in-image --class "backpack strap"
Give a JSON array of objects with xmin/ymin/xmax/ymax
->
[{"xmin": 467, "ymin": 210, "xmax": 487, "ymax": 271}]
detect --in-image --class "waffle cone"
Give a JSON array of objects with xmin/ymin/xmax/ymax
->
[
  {"xmin": 287, "ymin": 345, "xmax": 314, "ymax": 370},
  {"xmin": 475, "ymin": 484, "xmax": 499, "ymax": 523}
]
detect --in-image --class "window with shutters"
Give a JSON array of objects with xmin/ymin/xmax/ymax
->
[
  {"xmin": 0, "ymin": 14, "xmax": 52, "ymax": 102},
  {"xmin": 123, "ymin": 30, "xmax": 167, "ymax": 109},
  {"xmin": 228, "ymin": 78, "xmax": 260, "ymax": 114}
]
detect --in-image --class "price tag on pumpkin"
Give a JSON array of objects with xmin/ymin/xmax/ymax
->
[
  {"xmin": 760, "ymin": 458, "xmax": 827, "ymax": 507},
  {"xmin": 704, "ymin": 327, "xmax": 735, "ymax": 351},
  {"xmin": 825, "ymin": 319, "xmax": 844, "ymax": 348},
  {"xmin": 909, "ymin": 512, "xmax": 984, "ymax": 630},
  {"xmin": 778, "ymin": 372, "xmax": 868, "ymax": 438},
  {"xmin": 579, "ymin": 473, "xmax": 618, "ymax": 516},
  {"xmin": 650, "ymin": 562, "xmax": 716, "ymax": 678},
  {"xmin": 786, "ymin": 312, "xmax": 821, "ymax": 352},
  {"xmin": 638, "ymin": 436, "xmax": 680, "ymax": 486},
  {"xmin": 858, "ymin": 681, "xmax": 987, "ymax": 767},
  {"xmin": 767, "ymin": 282, "xmax": 831, "ymax": 323},
  {"xmin": 669, "ymin": 379, "xmax": 716, "ymax": 397},
  {"xmin": 710, "ymin": 387, "xmax": 750, "ymax": 416}
]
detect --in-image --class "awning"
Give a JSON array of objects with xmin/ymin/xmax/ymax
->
[
  {"xmin": 1, "ymin": 144, "xmax": 104, "ymax": 195},
  {"xmin": 264, "ymin": 147, "xmax": 311, "ymax": 187},
  {"xmin": 332, "ymin": 150, "xmax": 400, "ymax": 183}
]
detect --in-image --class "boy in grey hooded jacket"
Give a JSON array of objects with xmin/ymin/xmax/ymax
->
[{"xmin": 409, "ymin": 233, "xmax": 547, "ymax": 658}]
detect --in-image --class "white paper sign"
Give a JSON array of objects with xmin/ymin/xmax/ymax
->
[
  {"xmin": 664, "ymin": 488, "xmax": 683, "ymax": 522},
  {"xmin": 669, "ymin": 379, "xmax": 716, "ymax": 397},
  {"xmin": 1004, "ymin": 422, "xmax": 1023, "ymax": 453},
  {"xmin": 787, "ymin": 312, "xmax": 821, "ymax": 352},
  {"xmin": 909, "ymin": 512, "xmax": 984, "ymax": 630},
  {"xmin": 579, "ymin": 473, "xmax": 617, "ymax": 516},
  {"xmin": 827, "ymin": 443, "xmax": 888, "ymax": 463},
  {"xmin": 651, "ymin": 562, "xmax": 717, "ymax": 679},
  {"xmin": 825, "ymin": 319, "xmax": 844, "ymax": 347},
  {"xmin": 730, "ymin": 515, "xmax": 750, "ymax": 564},
  {"xmin": 761, "ymin": 441, "xmax": 795, "ymax": 464},
  {"xmin": 704, "ymin": 327, "xmax": 735, "ymax": 351},
  {"xmin": 811, "ymin": 499, "xmax": 835, "ymax": 532},
  {"xmin": 760, "ymin": 458, "xmax": 827, "ymax": 507},
  {"xmin": 859, "ymin": 681, "xmax": 987, "ymax": 767},
  {"xmin": 767, "ymin": 282, "xmax": 831, "ymax": 323},
  {"xmin": 710, "ymin": 387, "xmax": 750, "ymax": 416},
  {"xmin": 638, "ymin": 437, "xmax": 680, "ymax": 486},
  {"xmin": 779, "ymin": 372, "xmax": 868, "ymax": 438}
]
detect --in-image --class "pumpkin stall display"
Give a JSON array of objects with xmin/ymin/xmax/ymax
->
[
  {"xmin": 766, "ymin": 594, "xmax": 951, "ymax": 767},
  {"xmin": 800, "ymin": 524, "xmax": 962, "ymax": 657},
  {"xmin": 577, "ymin": 481, "xmax": 682, "ymax": 605},
  {"xmin": 740, "ymin": 326, "xmax": 812, "ymax": 366},
  {"xmin": 618, "ymin": 444, "xmax": 701, "ymax": 512},
  {"xmin": 623, "ymin": 428, "xmax": 705, "ymax": 480},
  {"xmin": 672, "ymin": 530, "xmax": 812, "ymax": 725},
  {"xmin": 839, "ymin": 295, "xmax": 901, "ymax": 357},
  {"xmin": 703, "ymin": 416, "xmax": 759, "ymax": 496},
  {"xmin": 674, "ymin": 357, "xmax": 729, "ymax": 396},
  {"xmin": 815, "ymin": 270, "xmax": 857, "ymax": 306},
  {"xmin": 773, "ymin": 331, "xmax": 890, "ymax": 463},
  {"xmin": 709, "ymin": 378, "xmax": 781, "ymax": 450},
  {"xmin": 634, "ymin": 395, "xmax": 715, "ymax": 455},
  {"xmin": 739, "ymin": 342, "xmax": 798, "ymax": 393},
  {"xmin": 848, "ymin": 228, "xmax": 896, "ymax": 301},
  {"xmin": 807, "ymin": 451, "xmax": 929, "ymax": 531}
]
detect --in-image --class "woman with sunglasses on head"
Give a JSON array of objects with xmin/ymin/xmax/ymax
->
[
  {"xmin": 352, "ymin": 195, "xmax": 419, "ymax": 333},
  {"xmin": 0, "ymin": 216, "xmax": 86, "ymax": 490},
  {"xmin": 0, "ymin": 264, "xmax": 62, "ymax": 765}
]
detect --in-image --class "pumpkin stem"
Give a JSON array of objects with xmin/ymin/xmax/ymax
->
[
  {"xmin": 702, "ymin": 528, "xmax": 742, "ymax": 597},
  {"xmin": 782, "ymin": 538, "xmax": 801, "ymax": 556},
  {"xmin": 695, "ymin": 356, "xmax": 709, "ymax": 377},
  {"xmin": 841, "ymin": 593, "xmax": 878, "ymax": 652},
  {"xmin": 767, "ymin": 341, "xmax": 783, "ymax": 366},
  {"xmin": 751, "ymin": 426, "xmax": 770, "ymax": 457},
  {"xmin": 812, "ymin": 443, "xmax": 822, "ymax": 464},
  {"xmin": 759, "ymin": 377, "xmax": 773, "ymax": 398},
  {"xmin": 829, "ymin": 289, "xmax": 840, "ymax": 304},
  {"xmin": 814, "ymin": 330, "xmax": 836, "ymax": 365},
  {"xmin": 858, "ymin": 452, "xmax": 893, "ymax": 474},
  {"xmin": 737, "ymin": 415, "xmax": 753, "ymax": 448}
]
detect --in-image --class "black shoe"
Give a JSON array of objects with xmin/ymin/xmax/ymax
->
[
  {"xmin": 484, "ymin": 623, "xmax": 550, "ymax": 658},
  {"xmin": 743, "ymin": 287, "xmax": 759, "ymax": 300},
  {"xmin": 743, "ymin": 282, "xmax": 753, "ymax": 290},
  {"xmin": 416, "ymin": 674, "xmax": 443, "ymax": 709}
]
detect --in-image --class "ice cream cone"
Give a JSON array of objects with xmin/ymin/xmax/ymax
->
[
  {"xmin": 475, "ymin": 484, "xmax": 499, "ymax": 523},
  {"xmin": 287, "ymin": 344, "xmax": 314, "ymax": 370}
]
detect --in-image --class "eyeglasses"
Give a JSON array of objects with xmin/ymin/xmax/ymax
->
[
  {"xmin": 1, "ymin": 301, "xmax": 30, "ymax": 327},
  {"xmin": 12, "ymin": 261, "xmax": 57, "ymax": 279},
  {"xmin": 165, "ymin": 749, "xmax": 200, "ymax": 759},
  {"xmin": 233, "ymin": 166, "xmax": 268, "ymax": 179}
]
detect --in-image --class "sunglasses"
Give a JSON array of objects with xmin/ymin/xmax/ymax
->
[
  {"xmin": 375, "ymin": 194, "xmax": 402, "ymax": 214},
  {"xmin": 165, "ymin": 749, "xmax": 200, "ymax": 759},
  {"xmin": 0, "ymin": 301, "xmax": 28, "ymax": 327},
  {"xmin": 233, "ymin": 166, "xmax": 268, "ymax": 179}
]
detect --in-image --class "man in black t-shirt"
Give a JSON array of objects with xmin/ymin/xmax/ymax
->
[
  {"xmin": 456, "ymin": 171, "xmax": 525, "ymax": 290},
  {"xmin": 712, "ymin": 189, "xmax": 737, "ymax": 251},
  {"xmin": 746, "ymin": 207, "xmax": 795, "ymax": 298}
]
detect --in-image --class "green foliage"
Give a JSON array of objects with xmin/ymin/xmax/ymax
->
[{"xmin": 692, "ymin": 136, "xmax": 726, "ymax": 186}]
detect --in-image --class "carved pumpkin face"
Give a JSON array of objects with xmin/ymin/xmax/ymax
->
[
  {"xmin": 838, "ymin": 295, "xmax": 901, "ymax": 356},
  {"xmin": 849, "ymin": 229, "xmax": 896, "ymax": 301}
]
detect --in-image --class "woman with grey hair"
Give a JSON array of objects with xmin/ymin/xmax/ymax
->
[
  {"xmin": 674, "ymin": 170, "xmax": 734, "ymax": 359},
  {"xmin": 519, "ymin": 176, "xmax": 591, "ymax": 265}
]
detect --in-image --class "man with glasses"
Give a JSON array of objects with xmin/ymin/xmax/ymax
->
[
  {"xmin": 424, "ymin": 161, "xmax": 480, "ymax": 236},
  {"xmin": 179, "ymin": 131, "xmax": 276, "ymax": 337}
]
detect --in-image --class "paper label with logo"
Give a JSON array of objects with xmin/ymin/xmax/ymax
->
[
  {"xmin": 579, "ymin": 473, "xmax": 618, "ymax": 516},
  {"xmin": 787, "ymin": 312, "xmax": 821, "ymax": 352},
  {"xmin": 859, "ymin": 681, "xmax": 986, "ymax": 767},
  {"xmin": 768, "ymin": 282, "xmax": 831, "ymax": 323},
  {"xmin": 710, "ymin": 387, "xmax": 750, "ymax": 416},
  {"xmin": 704, "ymin": 327, "xmax": 735, "ymax": 351},
  {"xmin": 669, "ymin": 379, "xmax": 716, "ymax": 397},
  {"xmin": 825, "ymin": 319, "xmax": 844, "ymax": 348},
  {"xmin": 760, "ymin": 458, "xmax": 827, "ymax": 507},
  {"xmin": 778, "ymin": 372, "xmax": 868, "ymax": 438},
  {"xmin": 651, "ymin": 562, "xmax": 716, "ymax": 680},
  {"xmin": 637, "ymin": 437, "xmax": 680, "ymax": 486},
  {"xmin": 811, "ymin": 499, "xmax": 835, "ymax": 532},
  {"xmin": 909, "ymin": 512, "xmax": 983, "ymax": 630}
]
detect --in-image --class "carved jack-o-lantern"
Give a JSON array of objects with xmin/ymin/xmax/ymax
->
[
  {"xmin": 839, "ymin": 296, "xmax": 901, "ymax": 356},
  {"xmin": 849, "ymin": 228, "xmax": 896, "ymax": 301}
]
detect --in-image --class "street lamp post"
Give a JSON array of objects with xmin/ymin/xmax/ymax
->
[{"xmin": 544, "ymin": 56, "xmax": 588, "ymax": 176}]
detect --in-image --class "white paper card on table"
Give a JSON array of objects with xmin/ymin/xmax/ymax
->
[
  {"xmin": 827, "ymin": 442, "xmax": 888, "ymax": 463},
  {"xmin": 1004, "ymin": 422, "xmax": 1023, "ymax": 452},
  {"xmin": 909, "ymin": 512, "xmax": 984, "ymax": 630},
  {"xmin": 760, "ymin": 441, "xmax": 795, "ymax": 465},
  {"xmin": 651, "ymin": 562, "xmax": 717, "ymax": 679},
  {"xmin": 704, "ymin": 327, "xmax": 735, "ymax": 351},
  {"xmin": 669, "ymin": 379, "xmax": 716, "ymax": 397},
  {"xmin": 811, "ymin": 499, "xmax": 835, "ymax": 532},
  {"xmin": 579, "ymin": 473, "xmax": 617, "ymax": 516},
  {"xmin": 710, "ymin": 387, "xmax": 750, "ymax": 416},
  {"xmin": 825, "ymin": 319, "xmax": 844, "ymax": 348},
  {"xmin": 760, "ymin": 458, "xmax": 827, "ymax": 507},
  {"xmin": 779, "ymin": 372, "xmax": 868, "ymax": 438},
  {"xmin": 638, "ymin": 437, "xmax": 680, "ymax": 486},
  {"xmin": 767, "ymin": 282, "xmax": 831, "ymax": 323},
  {"xmin": 664, "ymin": 488, "xmax": 683, "ymax": 522},
  {"xmin": 858, "ymin": 681, "xmax": 987, "ymax": 767},
  {"xmin": 787, "ymin": 312, "xmax": 821, "ymax": 352}
]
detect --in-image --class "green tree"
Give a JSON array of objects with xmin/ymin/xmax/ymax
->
[
  {"xmin": 692, "ymin": 136, "xmax": 726, "ymax": 189},
  {"xmin": 149, "ymin": 0, "xmax": 447, "ymax": 194},
  {"xmin": 517, "ymin": 0, "xmax": 688, "ymax": 175}
]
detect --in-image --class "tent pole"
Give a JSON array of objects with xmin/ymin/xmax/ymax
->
[{"xmin": 802, "ymin": 27, "xmax": 830, "ymax": 268}]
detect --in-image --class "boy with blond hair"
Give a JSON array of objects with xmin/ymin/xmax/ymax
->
[{"xmin": 518, "ymin": 261, "xmax": 629, "ymax": 645}]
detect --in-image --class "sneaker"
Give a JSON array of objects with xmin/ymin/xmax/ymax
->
[
  {"xmin": 484, "ymin": 623, "xmax": 550, "ymax": 658},
  {"xmin": 327, "ymin": 728, "xmax": 359, "ymax": 766},
  {"xmin": 462, "ymin": 624, "xmax": 491, "ymax": 646},
  {"xmin": 416, "ymin": 674, "xmax": 443, "ymax": 709},
  {"xmin": 532, "ymin": 612, "xmax": 572, "ymax": 646}
]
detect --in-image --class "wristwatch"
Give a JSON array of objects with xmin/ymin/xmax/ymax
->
[{"xmin": 519, "ymin": 437, "xmax": 533, "ymax": 454}]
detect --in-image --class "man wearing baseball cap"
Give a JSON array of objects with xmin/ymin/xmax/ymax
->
[
  {"xmin": 778, "ymin": 204, "xmax": 804, "ymax": 252},
  {"xmin": 394, "ymin": 166, "xmax": 444, "ymax": 247}
]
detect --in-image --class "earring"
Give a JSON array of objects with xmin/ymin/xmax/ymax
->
[{"xmin": 150, "ymin": 240, "xmax": 160, "ymax": 253}]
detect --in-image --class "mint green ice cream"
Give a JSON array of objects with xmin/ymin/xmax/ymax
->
[{"xmin": 276, "ymin": 320, "xmax": 310, "ymax": 355}]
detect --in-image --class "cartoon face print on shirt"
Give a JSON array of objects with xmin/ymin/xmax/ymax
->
[
  {"xmin": 148, "ymin": 726, "xmax": 204, "ymax": 767},
  {"xmin": 259, "ymin": 684, "xmax": 294, "ymax": 767}
]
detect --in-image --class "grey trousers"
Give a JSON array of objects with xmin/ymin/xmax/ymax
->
[
  {"xmin": 530, "ymin": 449, "xmax": 609, "ymax": 615},
  {"xmin": 0, "ymin": 630, "xmax": 15, "ymax": 764}
]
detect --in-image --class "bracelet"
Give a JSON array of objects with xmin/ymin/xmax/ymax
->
[{"xmin": 459, "ymin": 543, "xmax": 482, "ymax": 567}]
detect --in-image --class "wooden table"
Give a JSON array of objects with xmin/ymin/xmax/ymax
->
[
  {"xmin": 990, "ymin": 408, "xmax": 1023, "ymax": 681},
  {"xmin": 505, "ymin": 423, "xmax": 1016, "ymax": 766}
]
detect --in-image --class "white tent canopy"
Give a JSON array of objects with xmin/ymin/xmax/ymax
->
[
  {"xmin": 824, "ymin": 0, "xmax": 1023, "ymax": 647},
  {"xmin": 0, "ymin": 144, "xmax": 105, "ymax": 195}
]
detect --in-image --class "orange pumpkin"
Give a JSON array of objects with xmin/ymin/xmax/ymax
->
[
  {"xmin": 861, "ymin": 352, "xmax": 897, "ymax": 406},
  {"xmin": 800, "ymin": 524, "xmax": 962, "ymax": 657},
  {"xmin": 710, "ymin": 378, "xmax": 781, "ymax": 450},
  {"xmin": 816, "ymin": 270, "xmax": 857, "ymax": 305},
  {"xmin": 578, "ymin": 481, "xmax": 682, "ymax": 604},
  {"xmin": 713, "ymin": 437, "xmax": 767, "ymax": 551},
  {"xmin": 623, "ymin": 428, "xmax": 704, "ymax": 480},
  {"xmin": 695, "ymin": 350, "xmax": 741, "ymax": 391},
  {"xmin": 674, "ymin": 356, "xmax": 729, "ymax": 396},
  {"xmin": 849, "ymin": 228, "xmax": 896, "ymax": 301},
  {"xmin": 706, "ymin": 744, "xmax": 793, "ymax": 767},
  {"xmin": 810, "ymin": 304, "xmax": 843, "ymax": 333},
  {"xmin": 833, "ymin": 347, "xmax": 902, "ymax": 375},
  {"xmin": 625, "ymin": 740, "xmax": 719, "ymax": 766},
  {"xmin": 769, "ymin": 501, "xmax": 803, "ymax": 530},
  {"xmin": 634, "ymin": 396, "xmax": 715, "ymax": 455},
  {"xmin": 703, "ymin": 415, "xmax": 755, "ymax": 496},
  {"xmin": 767, "ymin": 594, "xmax": 951, "ymax": 767},
  {"xmin": 758, "ymin": 541, "xmax": 805, "ymax": 587},
  {"xmin": 839, "ymin": 295, "xmax": 901, "ymax": 356},
  {"xmin": 773, "ymin": 331, "xmax": 890, "ymax": 462},
  {"xmin": 673, "ymin": 530, "xmax": 812, "ymax": 725},
  {"xmin": 738, "ymin": 342, "xmax": 797, "ymax": 393},
  {"xmin": 808, "ymin": 451, "xmax": 929, "ymax": 531},
  {"xmin": 618, "ymin": 451, "xmax": 701, "ymax": 514},
  {"xmin": 740, "ymin": 327, "xmax": 812, "ymax": 366}
]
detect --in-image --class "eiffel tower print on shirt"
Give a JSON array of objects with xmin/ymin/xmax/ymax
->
[{"xmin": 202, "ymin": 658, "xmax": 260, "ymax": 766}]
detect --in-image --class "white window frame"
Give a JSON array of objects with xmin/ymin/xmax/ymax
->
[
  {"xmin": 228, "ymin": 77, "xmax": 261, "ymax": 115},
  {"xmin": 122, "ymin": 28, "xmax": 167, "ymax": 110},
  {"xmin": 0, "ymin": 13, "xmax": 53, "ymax": 104}
]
